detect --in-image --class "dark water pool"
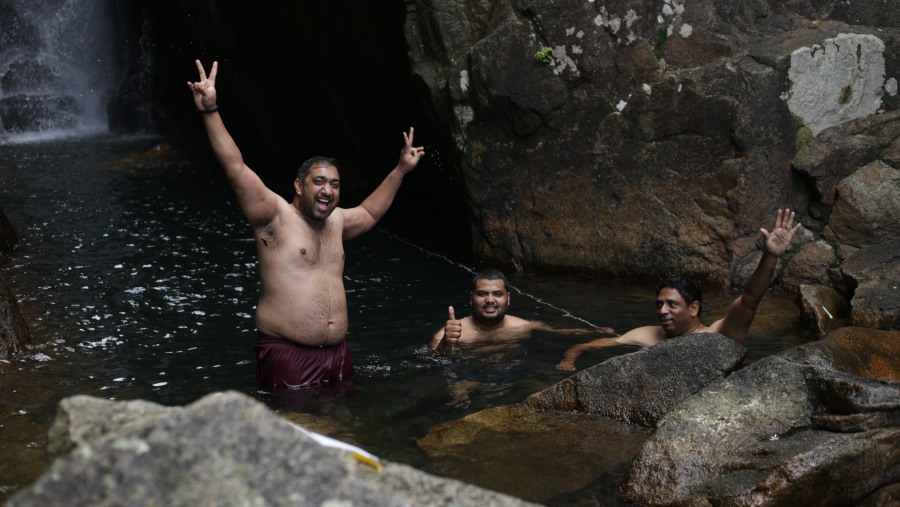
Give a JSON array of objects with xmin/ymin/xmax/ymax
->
[{"xmin": 0, "ymin": 134, "xmax": 809, "ymax": 505}]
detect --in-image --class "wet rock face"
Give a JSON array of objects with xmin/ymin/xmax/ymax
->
[
  {"xmin": 0, "ymin": 94, "xmax": 80, "ymax": 132},
  {"xmin": 405, "ymin": 0, "xmax": 900, "ymax": 282},
  {"xmin": 0, "ymin": 1, "xmax": 116, "ymax": 134}
]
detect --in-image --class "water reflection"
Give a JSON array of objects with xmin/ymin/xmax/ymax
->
[{"xmin": 0, "ymin": 135, "xmax": 809, "ymax": 504}]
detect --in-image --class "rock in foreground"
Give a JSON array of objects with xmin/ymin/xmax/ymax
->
[{"xmin": 8, "ymin": 391, "xmax": 538, "ymax": 507}]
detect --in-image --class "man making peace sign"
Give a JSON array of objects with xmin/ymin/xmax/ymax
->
[{"xmin": 188, "ymin": 60, "xmax": 425, "ymax": 390}]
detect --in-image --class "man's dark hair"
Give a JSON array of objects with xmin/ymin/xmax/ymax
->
[
  {"xmin": 297, "ymin": 156, "xmax": 339, "ymax": 181},
  {"xmin": 656, "ymin": 276, "xmax": 703, "ymax": 316},
  {"xmin": 471, "ymin": 268, "xmax": 509, "ymax": 292}
]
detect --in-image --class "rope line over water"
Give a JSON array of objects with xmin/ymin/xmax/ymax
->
[{"xmin": 377, "ymin": 229, "xmax": 603, "ymax": 330}]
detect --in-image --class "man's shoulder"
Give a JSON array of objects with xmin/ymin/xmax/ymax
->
[{"xmin": 501, "ymin": 315, "xmax": 535, "ymax": 328}]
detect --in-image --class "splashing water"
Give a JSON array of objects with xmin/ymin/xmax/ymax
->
[{"xmin": 0, "ymin": 0, "xmax": 116, "ymax": 140}]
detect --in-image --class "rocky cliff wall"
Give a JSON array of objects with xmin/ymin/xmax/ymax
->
[{"xmin": 403, "ymin": 0, "xmax": 899, "ymax": 285}]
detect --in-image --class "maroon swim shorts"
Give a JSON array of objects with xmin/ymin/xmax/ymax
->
[{"xmin": 255, "ymin": 334, "xmax": 354, "ymax": 389}]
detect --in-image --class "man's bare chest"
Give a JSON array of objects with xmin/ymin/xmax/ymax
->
[{"xmin": 256, "ymin": 217, "xmax": 344, "ymax": 267}]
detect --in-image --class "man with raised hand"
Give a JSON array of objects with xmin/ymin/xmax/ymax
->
[
  {"xmin": 556, "ymin": 209, "xmax": 802, "ymax": 371},
  {"xmin": 188, "ymin": 60, "xmax": 425, "ymax": 390}
]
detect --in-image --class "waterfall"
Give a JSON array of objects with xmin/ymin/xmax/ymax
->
[{"xmin": 0, "ymin": 0, "xmax": 116, "ymax": 139}]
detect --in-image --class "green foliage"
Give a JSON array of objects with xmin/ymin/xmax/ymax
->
[
  {"xmin": 838, "ymin": 85, "xmax": 853, "ymax": 105},
  {"xmin": 534, "ymin": 46, "xmax": 553, "ymax": 65},
  {"xmin": 653, "ymin": 27, "xmax": 668, "ymax": 60},
  {"xmin": 795, "ymin": 126, "xmax": 814, "ymax": 149}
]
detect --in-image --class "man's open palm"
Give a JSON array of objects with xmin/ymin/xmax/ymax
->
[{"xmin": 760, "ymin": 208, "xmax": 801, "ymax": 257}]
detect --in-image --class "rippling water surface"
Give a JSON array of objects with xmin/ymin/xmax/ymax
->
[{"xmin": 0, "ymin": 135, "xmax": 809, "ymax": 504}]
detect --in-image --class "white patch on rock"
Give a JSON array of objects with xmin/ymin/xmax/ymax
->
[
  {"xmin": 786, "ymin": 33, "xmax": 887, "ymax": 135},
  {"xmin": 566, "ymin": 27, "xmax": 576, "ymax": 36},
  {"xmin": 616, "ymin": 100, "xmax": 628, "ymax": 111},
  {"xmin": 624, "ymin": 9, "xmax": 639, "ymax": 29},
  {"xmin": 552, "ymin": 45, "xmax": 580, "ymax": 76},
  {"xmin": 679, "ymin": 23, "xmax": 693, "ymax": 38},
  {"xmin": 572, "ymin": 45, "xmax": 583, "ymax": 55},
  {"xmin": 662, "ymin": 4, "xmax": 674, "ymax": 16},
  {"xmin": 576, "ymin": 30, "xmax": 584, "ymax": 39},
  {"xmin": 609, "ymin": 17, "xmax": 621, "ymax": 34},
  {"xmin": 642, "ymin": 83, "xmax": 652, "ymax": 95},
  {"xmin": 887, "ymin": 77, "xmax": 898, "ymax": 96},
  {"xmin": 459, "ymin": 70, "xmax": 469, "ymax": 94},
  {"xmin": 452, "ymin": 105, "xmax": 474, "ymax": 150}
]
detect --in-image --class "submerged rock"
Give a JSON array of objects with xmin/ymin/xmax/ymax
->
[
  {"xmin": 524, "ymin": 333, "xmax": 745, "ymax": 427},
  {"xmin": 418, "ymin": 405, "xmax": 649, "ymax": 504},
  {"xmin": 10, "ymin": 391, "xmax": 537, "ymax": 507},
  {"xmin": 0, "ymin": 278, "xmax": 29, "ymax": 359},
  {"xmin": 0, "ymin": 207, "xmax": 17, "ymax": 250}
]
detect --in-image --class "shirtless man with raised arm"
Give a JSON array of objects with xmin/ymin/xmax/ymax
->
[
  {"xmin": 556, "ymin": 209, "xmax": 802, "ymax": 371},
  {"xmin": 187, "ymin": 60, "xmax": 424, "ymax": 389},
  {"xmin": 430, "ymin": 269, "xmax": 613, "ymax": 352}
]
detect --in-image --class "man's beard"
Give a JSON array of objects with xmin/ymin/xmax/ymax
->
[{"xmin": 472, "ymin": 304, "xmax": 507, "ymax": 328}]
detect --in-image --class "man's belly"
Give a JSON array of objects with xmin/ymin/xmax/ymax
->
[{"xmin": 255, "ymin": 293, "xmax": 349, "ymax": 347}]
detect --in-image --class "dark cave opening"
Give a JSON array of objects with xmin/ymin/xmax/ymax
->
[{"xmin": 121, "ymin": 0, "xmax": 472, "ymax": 263}]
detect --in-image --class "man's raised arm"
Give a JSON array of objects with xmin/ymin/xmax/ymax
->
[
  {"xmin": 342, "ymin": 128, "xmax": 425, "ymax": 240},
  {"xmin": 713, "ymin": 209, "xmax": 802, "ymax": 342},
  {"xmin": 187, "ymin": 60, "xmax": 278, "ymax": 227}
]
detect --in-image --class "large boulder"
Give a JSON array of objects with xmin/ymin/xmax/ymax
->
[
  {"xmin": 840, "ymin": 240, "xmax": 900, "ymax": 329},
  {"xmin": 622, "ymin": 354, "xmax": 900, "ymax": 505},
  {"xmin": 523, "ymin": 333, "xmax": 746, "ymax": 427},
  {"xmin": 829, "ymin": 160, "xmax": 900, "ymax": 249},
  {"xmin": 0, "ymin": 278, "xmax": 29, "ymax": 359},
  {"xmin": 9, "ymin": 391, "xmax": 537, "ymax": 507},
  {"xmin": 781, "ymin": 239, "xmax": 838, "ymax": 289}
]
